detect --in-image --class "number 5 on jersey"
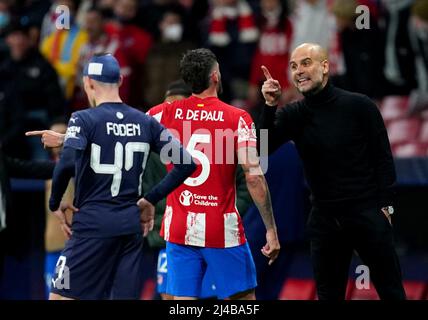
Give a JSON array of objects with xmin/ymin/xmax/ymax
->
[{"xmin": 184, "ymin": 134, "xmax": 211, "ymax": 187}]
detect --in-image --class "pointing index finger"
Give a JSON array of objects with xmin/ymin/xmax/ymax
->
[
  {"xmin": 25, "ymin": 130, "xmax": 45, "ymax": 137},
  {"xmin": 261, "ymin": 65, "xmax": 273, "ymax": 80}
]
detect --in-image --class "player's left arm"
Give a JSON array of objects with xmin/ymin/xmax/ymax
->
[
  {"xmin": 237, "ymin": 111, "xmax": 280, "ymax": 265},
  {"xmin": 364, "ymin": 96, "xmax": 396, "ymax": 208},
  {"xmin": 138, "ymin": 118, "xmax": 196, "ymax": 234},
  {"xmin": 238, "ymin": 146, "xmax": 280, "ymax": 265},
  {"xmin": 141, "ymin": 118, "xmax": 196, "ymax": 206}
]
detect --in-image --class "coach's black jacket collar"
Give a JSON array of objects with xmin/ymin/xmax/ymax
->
[{"xmin": 303, "ymin": 81, "xmax": 336, "ymax": 106}]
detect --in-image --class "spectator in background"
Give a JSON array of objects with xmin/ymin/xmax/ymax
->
[
  {"xmin": 0, "ymin": 0, "xmax": 10, "ymax": 31},
  {"xmin": 75, "ymin": 0, "xmax": 94, "ymax": 27},
  {"xmin": 330, "ymin": 0, "xmax": 385, "ymax": 98},
  {"xmin": 96, "ymin": 0, "xmax": 115, "ymax": 19},
  {"xmin": 290, "ymin": 0, "xmax": 343, "ymax": 75},
  {"xmin": 380, "ymin": 0, "xmax": 417, "ymax": 96},
  {"xmin": 72, "ymin": 6, "xmax": 131, "ymax": 110},
  {"xmin": 143, "ymin": 10, "xmax": 195, "ymax": 108},
  {"xmin": 105, "ymin": 0, "xmax": 153, "ymax": 109},
  {"xmin": 13, "ymin": 0, "xmax": 52, "ymax": 46},
  {"xmin": 0, "ymin": 12, "xmax": 25, "ymax": 159},
  {"xmin": 1, "ymin": 21, "xmax": 65, "ymax": 160},
  {"xmin": 178, "ymin": 0, "xmax": 209, "ymax": 45},
  {"xmin": 74, "ymin": 0, "xmax": 115, "ymax": 23},
  {"xmin": 0, "ymin": 0, "xmax": 12, "ymax": 61},
  {"xmin": 410, "ymin": 0, "xmax": 428, "ymax": 93},
  {"xmin": 139, "ymin": 0, "xmax": 209, "ymax": 45},
  {"xmin": 290, "ymin": 0, "xmax": 336, "ymax": 52},
  {"xmin": 208, "ymin": 0, "xmax": 259, "ymax": 103},
  {"xmin": 40, "ymin": 0, "xmax": 88, "ymax": 103},
  {"xmin": 407, "ymin": 0, "xmax": 428, "ymax": 114},
  {"xmin": 138, "ymin": 0, "xmax": 183, "ymax": 40},
  {"xmin": 248, "ymin": 0, "xmax": 295, "ymax": 108}
]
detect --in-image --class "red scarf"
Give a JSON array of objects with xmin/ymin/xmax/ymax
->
[{"xmin": 209, "ymin": 0, "xmax": 258, "ymax": 47}]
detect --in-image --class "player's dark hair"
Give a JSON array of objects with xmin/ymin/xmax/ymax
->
[
  {"xmin": 165, "ymin": 79, "xmax": 192, "ymax": 98},
  {"xmin": 179, "ymin": 48, "xmax": 217, "ymax": 94}
]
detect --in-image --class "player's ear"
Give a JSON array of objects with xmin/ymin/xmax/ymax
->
[
  {"xmin": 118, "ymin": 75, "xmax": 123, "ymax": 88},
  {"xmin": 211, "ymin": 70, "xmax": 219, "ymax": 84},
  {"xmin": 322, "ymin": 60, "xmax": 329, "ymax": 75},
  {"xmin": 88, "ymin": 78, "xmax": 95, "ymax": 90}
]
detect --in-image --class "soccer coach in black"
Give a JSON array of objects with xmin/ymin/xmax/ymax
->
[{"xmin": 259, "ymin": 43, "xmax": 406, "ymax": 300}]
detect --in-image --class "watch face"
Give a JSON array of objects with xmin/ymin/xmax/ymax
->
[{"xmin": 388, "ymin": 207, "xmax": 394, "ymax": 214}]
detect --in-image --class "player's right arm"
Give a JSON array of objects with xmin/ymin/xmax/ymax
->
[{"xmin": 258, "ymin": 65, "xmax": 296, "ymax": 155}]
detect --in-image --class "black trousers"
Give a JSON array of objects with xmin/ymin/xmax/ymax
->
[{"xmin": 307, "ymin": 202, "xmax": 406, "ymax": 300}]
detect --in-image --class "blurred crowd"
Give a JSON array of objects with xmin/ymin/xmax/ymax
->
[{"xmin": 0, "ymin": 0, "xmax": 427, "ymax": 161}]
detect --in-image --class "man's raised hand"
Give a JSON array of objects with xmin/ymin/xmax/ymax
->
[{"xmin": 261, "ymin": 65, "xmax": 281, "ymax": 107}]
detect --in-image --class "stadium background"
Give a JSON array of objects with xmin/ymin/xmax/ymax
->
[{"xmin": 0, "ymin": 0, "xmax": 427, "ymax": 300}]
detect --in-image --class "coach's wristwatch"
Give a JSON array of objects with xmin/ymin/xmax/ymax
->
[{"xmin": 382, "ymin": 206, "xmax": 394, "ymax": 215}]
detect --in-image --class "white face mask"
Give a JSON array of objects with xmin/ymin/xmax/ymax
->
[{"xmin": 163, "ymin": 24, "xmax": 183, "ymax": 42}]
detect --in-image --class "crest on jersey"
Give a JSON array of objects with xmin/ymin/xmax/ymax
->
[
  {"xmin": 237, "ymin": 116, "xmax": 257, "ymax": 143},
  {"xmin": 179, "ymin": 190, "xmax": 194, "ymax": 206}
]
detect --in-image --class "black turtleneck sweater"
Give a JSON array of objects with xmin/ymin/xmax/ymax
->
[{"xmin": 260, "ymin": 82, "xmax": 396, "ymax": 208}]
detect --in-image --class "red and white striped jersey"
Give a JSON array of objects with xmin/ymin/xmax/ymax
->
[{"xmin": 147, "ymin": 96, "xmax": 257, "ymax": 248}]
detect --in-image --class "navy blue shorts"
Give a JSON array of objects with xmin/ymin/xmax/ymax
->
[
  {"xmin": 50, "ymin": 233, "xmax": 144, "ymax": 300},
  {"xmin": 166, "ymin": 242, "xmax": 257, "ymax": 299}
]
